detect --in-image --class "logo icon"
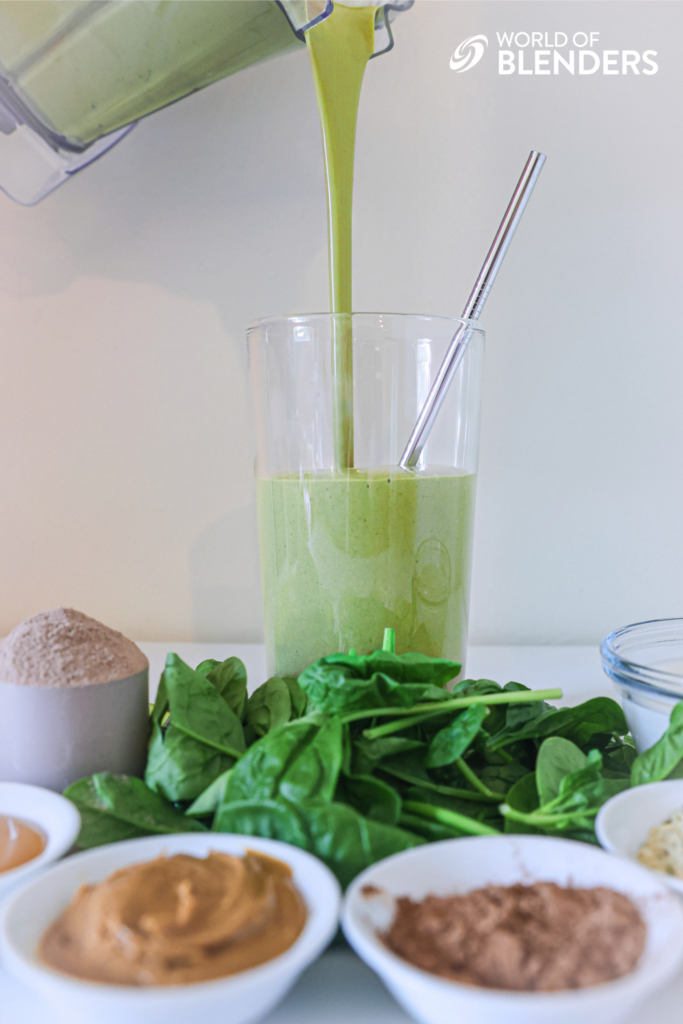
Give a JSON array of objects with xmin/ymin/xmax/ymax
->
[{"xmin": 449, "ymin": 34, "xmax": 488, "ymax": 72}]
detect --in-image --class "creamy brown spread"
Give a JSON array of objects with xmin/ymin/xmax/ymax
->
[
  {"xmin": 382, "ymin": 882, "xmax": 646, "ymax": 991},
  {"xmin": 39, "ymin": 850, "xmax": 307, "ymax": 986},
  {"xmin": 0, "ymin": 815, "xmax": 45, "ymax": 873}
]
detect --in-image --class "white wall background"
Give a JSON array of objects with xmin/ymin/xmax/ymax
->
[{"xmin": 0, "ymin": 0, "xmax": 681, "ymax": 645}]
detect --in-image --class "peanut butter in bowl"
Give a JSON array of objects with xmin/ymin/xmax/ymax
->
[{"xmin": 39, "ymin": 849, "xmax": 307, "ymax": 986}]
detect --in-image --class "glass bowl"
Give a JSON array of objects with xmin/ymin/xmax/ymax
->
[{"xmin": 601, "ymin": 618, "xmax": 683, "ymax": 751}]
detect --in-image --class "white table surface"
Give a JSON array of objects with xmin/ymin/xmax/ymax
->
[{"xmin": 3, "ymin": 644, "xmax": 680, "ymax": 1024}]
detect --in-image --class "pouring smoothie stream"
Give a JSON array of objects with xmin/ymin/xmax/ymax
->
[
  {"xmin": 253, "ymin": 2, "xmax": 480, "ymax": 677},
  {"xmin": 306, "ymin": 1, "xmax": 376, "ymax": 469}
]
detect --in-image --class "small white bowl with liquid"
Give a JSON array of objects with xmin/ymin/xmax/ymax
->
[
  {"xmin": 601, "ymin": 618, "xmax": 683, "ymax": 752},
  {"xmin": 0, "ymin": 783, "xmax": 80, "ymax": 896}
]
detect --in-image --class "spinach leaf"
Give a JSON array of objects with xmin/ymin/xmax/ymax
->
[
  {"xmin": 223, "ymin": 714, "xmax": 343, "ymax": 805},
  {"xmin": 213, "ymin": 798, "xmax": 310, "ymax": 849},
  {"xmin": 500, "ymin": 682, "xmax": 538, "ymax": 715},
  {"xmin": 539, "ymin": 752, "xmax": 628, "ymax": 828},
  {"xmin": 185, "ymin": 768, "xmax": 232, "ymax": 817},
  {"xmin": 474, "ymin": 760, "xmax": 530, "ymax": 795},
  {"xmin": 338, "ymin": 773, "xmax": 402, "ymax": 825},
  {"xmin": 293, "ymin": 800, "xmax": 424, "ymax": 888},
  {"xmin": 488, "ymin": 697, "xmax": 629, "ymax": 753},
  {"xmin": 340, "ymin": 725, "xmax": 402, "ymax": 823},
  {"xmin": 352, "ymin": 735, "xmax": 425, "ymax": 775},
  {"xmin": 195, "ymin": 658, "xmax": 220, "ymax": 678},
  {"xmin": 145, "ymin": 721, "xmax": 233, "ymax": 802},
  {"xmin": 150, "ymin": 669, "xmax": 169, "ymax": 726},
  {"xmin": 284, "ymin": 676, "xmax": 308, "ymax": 719},
  {"xmin": 145, "ymin": 653, "xmax": 246, "ymax": 802},
  {"xmin": 65, "ymin": 773, "xmax": 206, "ymax": 848},
  {"xmin": 452, "ymin": 679, "xmax": 503, "ymax": 697},
  {"xmin": 500, "ymin": 749, "xmax": 626, "ymax": 837},
  {"xmin": 206, "ymin": 657, "xmax": 248, "ymax": 721},
  {"xmin": 601, "ymin": 740, "xmax": 637, "ymax": 777},
  {"xmin": 354, "ymin": 736, "xmax": 426, "ymax": 762},
  {"xmin": 550, "ymin": 749, "xmax": 605, "ymax": 812},
  {"xmin": 245, "ymin": 677, "xmax": 292, "ymax": 737},
  {"xmin": 164, "ymin": 654, "xmax": 246, "ymax": 757},
  {"xmin": 486, "ymin": 708, "xmax": 569, "ymax": 751},
  {"xmin": 631, "ymin": 701, "xmax": 683, "ymax": 785},
  {"xmin": 536, "ymin": 737, "xmax": 587, "ymax": 805},
  {"xmin": 486, "ymin": 683, "xmax": 561, "ymax": 750},
  {"xmin": 505, "ymin": 772, "xmax": 539, "ymax": 812},
  {"xmin": 213, "ymin": 797, "xmax": 423, "ymax": 888},
  {"xmin": 299, "ymin": 650, "xmax": 459, "ymax": 715},
  {"xmin": 503, "ymin": 772, "xmax": 540, "ymax": 834},
  {"xmin": 425, "ymin": 704, "xmax": 487, "ymax": 768},
  {"xmin": 561, "ymin": 698, "xmax": 628, "ymax": 746},
  {"xmin": 380, "ymin": 755, "xmax": 499, "ymax": 805}
]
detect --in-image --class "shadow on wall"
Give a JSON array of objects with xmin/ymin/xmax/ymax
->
[{"xmin": 189, "ymin": 503, "xmax": 263, "ymax": 643}]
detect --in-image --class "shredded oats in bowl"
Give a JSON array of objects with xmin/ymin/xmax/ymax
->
[{"xmin": 638, "ymin": 808, "xmax": 683, "ymax": 878}]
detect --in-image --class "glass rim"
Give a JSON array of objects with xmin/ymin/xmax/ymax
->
[
  {"xmin": 600, "ymin": 617, "xmax": 683, "ymax": 698},
  {"xmin": 247, "ymin": 312, "xmax": 485, "ymax": 334}
]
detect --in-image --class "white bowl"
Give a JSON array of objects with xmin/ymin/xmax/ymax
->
[
  {"xmin": 342, "ymin": 834, "xmax": 683, "ymax": 1024},
  {"xmin": 0, "ymin": 832, "xmax": 341, "ymax": 1024},
  {"xmin": 0, "ymin": 782, "xmax": 80, "ymax": 895},
  {"xmin": 596, "ymin": 780, "xmax": 683, "ymax": 896}
]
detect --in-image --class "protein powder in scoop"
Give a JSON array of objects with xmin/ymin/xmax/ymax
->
[
  {"xmin": 0, "ymin": 607, "xmax": 147, "ymax": 686},
  {"xmin": 0, "ymin": 608, "xmax": 150, "ymax": 790}
]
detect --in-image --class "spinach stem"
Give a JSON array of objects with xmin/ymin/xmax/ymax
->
[
  {"xmin": 399, "ymin": 811, "xmax": 461, "ymax": 837},
  {"xmin": 499, "ymin": 804, "xmax": 599, "ymax": 826},
  {"xmin": 454, "ymin": 758, "xmax": 501, "ymax": 800},
  {"xmin": 365, "ymin": 710, "xmax": 443, "ymax": 736},
  {"xmin": 383, "ymin": 628, "xmax": 396, "ymax": 653},
  {"xmin": 404, "ymin": 800, "xmax": 501, "ymax": 836},
  {"xmin": 379, "ymin": 764, "xmax": 499, "ymax": 803},
  {"xmin": 356, "ymin": 689, "xmax": 563, "ymax": 740}
]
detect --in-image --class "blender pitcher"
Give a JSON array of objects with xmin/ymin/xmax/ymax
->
[{"xmin": 0, "ymin": 0, "xmax": 412, "ymax": 205}]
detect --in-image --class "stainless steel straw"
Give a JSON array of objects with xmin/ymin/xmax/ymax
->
[{"xmin": 399, "ymin": 150, "xmax": 546, "ymax": 469}]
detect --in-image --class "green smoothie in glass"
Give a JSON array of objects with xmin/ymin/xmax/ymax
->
[{"xmin": 257, "ymin": 466, "xmax": 476, "ymax": 677}]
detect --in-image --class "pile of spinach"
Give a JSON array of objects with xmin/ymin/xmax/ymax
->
[{"xmin": 64, "ymin": 632, "xmax": 683, "ymax": 888}]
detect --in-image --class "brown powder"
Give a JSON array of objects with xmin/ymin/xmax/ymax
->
[
  {"xmin": 382, "ymin": 882, "xmax": 646, "ymax": 992},
  {"xmin": 0, "ymin": 608, "xmax": 148, "ymax": 687}
]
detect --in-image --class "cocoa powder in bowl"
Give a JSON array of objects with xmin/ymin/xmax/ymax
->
[
  {"xmin": 382, "ymin": 881, "xmax": 646, "ymax": 991},
  {"xmin": 0, "ymin": 608, "xmax": 148, "ymax": 686}
]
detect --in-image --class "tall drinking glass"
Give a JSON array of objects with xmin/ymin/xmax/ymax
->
[{"xmin": 248, "ymin": 313, "xmax": 484, "ymax": 678}]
